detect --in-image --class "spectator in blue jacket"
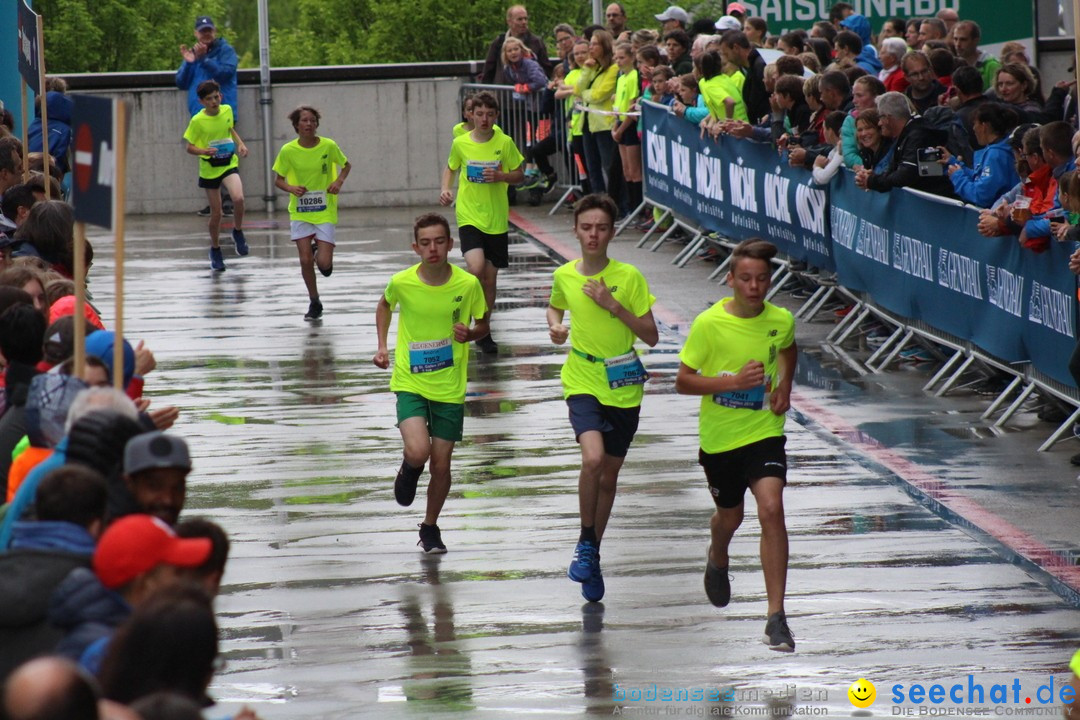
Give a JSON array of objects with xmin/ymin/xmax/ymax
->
[
  {"xmin": 175, "ymin": 16, "xmax": 238, "ymax": 120},
  {"xmin": 27, "ymin": 79, "xmax": 73, "ymax": 176},
  {"xmin": 1021, "ymin": 121, "xmax": 1077, "ymax": 246},
  {"xmin": 943, "ymin": 103, "xmax": 1022, "ymax": 208}
]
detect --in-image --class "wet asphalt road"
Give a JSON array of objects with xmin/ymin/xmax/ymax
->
[{"xmin": 82, "ymin": 208, "xmax": 1079, "ymax": 719}]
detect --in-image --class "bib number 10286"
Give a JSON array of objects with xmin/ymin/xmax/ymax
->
[{"xmin": 298, "ymin": 191, "xmax": 327, "ymax": 212}]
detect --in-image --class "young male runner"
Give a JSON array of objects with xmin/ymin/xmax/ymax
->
[
  {"xmin": 674, "ymin": 238, "xmax": 797, "ymax": 652},
  {"xmin": 547, "ymin": 193, "xmax": 658, "ymax": 602},
  {"xmin": 373, "ymin": 213, "xmax": 488, "ymax": 553},
  {"xmin": 273, "ymin": 105, "xmax": 351, "ymax": 320},
  {"xmin": 439, "ymin": 91, "xmax": 524, "ymax": 354},
  {"xmin": 182, "ymin": 80, "xmax": 248, "ymax": 271}
]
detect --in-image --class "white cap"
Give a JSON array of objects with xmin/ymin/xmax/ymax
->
[
  {"xmin": 655, "ymin": 6, "xmax": 690, "ymax": 24},
  {"xmin": 715, "ymin": 15, "xmax": 742, "ymax": 31}
]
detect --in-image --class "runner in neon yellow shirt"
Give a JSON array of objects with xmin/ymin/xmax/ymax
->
[
  {"xmin": 273, "ymin": 105, "xmax": 351, "ymax": 320},
  {"xmin": 182, "ymin": 80, "xmax": 249, "ymax": 272},
  {"xmin": 374, "ymin": 213, "xmax": 488, "ymax": 554},
  {"xmin": 548, "ymin": 193, "xmax": 658, "ymax": 603},
  {"xmin": 440, "ymin": 91, "xmax": 523, "ymax": 355},
  {"xmin": 676, "ymin": 238, "xmax": 797, "ymax": 652}
]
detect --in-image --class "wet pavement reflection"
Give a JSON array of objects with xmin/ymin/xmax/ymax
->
[{"xmin": 83, "ymin": 209, "xmax": 1079, "ymax": 719}]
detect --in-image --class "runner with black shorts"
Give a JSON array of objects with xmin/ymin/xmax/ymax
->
[
  {"xmin": 439, "ymin": 91, "xmax": 524, "ymax": 354},
  {"xmin": 547, "ymin": 193, "xmax": 658, "ymax": 603},
  {"xmin": 675, "ymin": 238, "xmax": 798, "ymax": 652}
]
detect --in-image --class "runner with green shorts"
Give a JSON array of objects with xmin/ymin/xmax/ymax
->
[{"xmin": 374, "ymin": 213, "xmax": 488, "ymax": 553}]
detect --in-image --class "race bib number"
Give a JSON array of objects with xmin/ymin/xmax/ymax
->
[
  {"xmin": 605, "ymin": 351, "xmax": 648, "ymax": 389},
  {"xmin": 409, "ymin": 339, "xmax": 453, "ymax": 374},
  {"xmin": 209, "ymin": 139, "xmax": 235, "ymax": 160},
  {"xmin": 297, "ymin": 190, "xmax": 327, "ymax": 213},
  {"xmin": 465, "ymin": 160, "xmax": 501, "ymax": 183},
  {"xmin": 713, "ymin": 372, "xmax": 771, "ymax": 410}
]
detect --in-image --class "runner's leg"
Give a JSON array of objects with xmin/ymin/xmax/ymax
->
[
  {"xmin": 424, "ymin": 437, "xmax": 455, "ymax": 526},
  {"xmin": 749, "ymin": 476, "xmax": 787, "ymax": 615},
  {"xmin": 221, "ymin": 173, "xmax": 245, "ymax": 231}
]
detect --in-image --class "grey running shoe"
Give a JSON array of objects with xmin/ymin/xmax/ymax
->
[
  {"xmin": 704, "ymin": 547, "xmax": 730, "ymax": 607},
  {"xmin": 763, "ymin": 611, "xmax": 795, "ymax": 652}
]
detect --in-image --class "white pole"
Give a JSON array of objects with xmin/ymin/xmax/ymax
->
[
  {"xmin": 593, "ymin": 0, "xmax": 602, "ymax": 27},
  {"xmin": 257, "ymin": 0, "xmax": 276, "ymax": 213}
]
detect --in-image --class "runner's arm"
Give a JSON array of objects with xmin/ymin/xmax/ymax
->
[
  {"xmin": 274, "ymin": 173, "xmax": 305, "ymax": 197},
  {"xmin": 328, "ymin": 161, "xmax": 352, "ymax": 194},
  {"xmin": 373, "ymin": 297, "xmax": 393, "ymax": 369},
  {"xmin": 440, "ymin": 166, "xmax": 456, "ymax": 205},
  {"xmin": 675, "ymin": 361, "xmax": 766, "ymax": 395},
  {"xmin": 454, "ymin": 317, "xmax": 490, "ymax": 343},
  {"xmin": 230, "ymin": 128, "xmax": 248, "ymax": 157},
  {"xmin": 185, "ymin": 142, "xmax": 214, "ymax": 157},
  {"xmin": 769, "ymin": 341, "xmax": 797, "ymax": 415},
  {"xmin": 547, "ymin": 305, "xmax": 569, "ymax": 344}
]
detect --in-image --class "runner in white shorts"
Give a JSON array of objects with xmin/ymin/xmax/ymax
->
[{"xmin": 273, "ymin": 105, "xmax": 352, "ymax": 320}]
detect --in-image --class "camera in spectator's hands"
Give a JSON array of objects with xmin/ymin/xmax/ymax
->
[{"xmin": 917, "ymin": 147, "xmax": 945, "ymax": 177}]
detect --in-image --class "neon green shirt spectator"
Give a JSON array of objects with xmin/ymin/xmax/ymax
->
[{"xmin": 614, "ymin": 69, "xmax": 640, "ymax": 122}]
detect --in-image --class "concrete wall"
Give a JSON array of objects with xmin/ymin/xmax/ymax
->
[{"xmin": 105, "ymin": 77, "xmax": 464, "ymax": 214}]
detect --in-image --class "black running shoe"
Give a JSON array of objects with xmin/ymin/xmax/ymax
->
[
  {"xmin": 197, "ymin": 205, "xmax": 211, "ymax": 217},
  {"xmin": 417, "ymin": 523, "xmax": 447, "ymax": 554},
  {"xmin": 394, "ymin": 461, "xmax": 423, "ymax": 506},
  {"xmin": 475, "ymin": 334, "xmax": 498, "ymax": 354},
  {"xmin": 304, "ymin": 299, "xmax": 323, "ymax": 320}
]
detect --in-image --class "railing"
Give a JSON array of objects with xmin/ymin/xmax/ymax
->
[{"xmin": 633, "ymin": 101, "xmax": 1080, "ymax": 450}]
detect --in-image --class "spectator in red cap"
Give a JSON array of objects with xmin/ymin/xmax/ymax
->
[
  {"xmin": 727, "ymin": 2, "xmax": 747, "ymax": 20},
  {"xmin": 48, "ymin": 514, "xmax": 211, "ymax": 669}
]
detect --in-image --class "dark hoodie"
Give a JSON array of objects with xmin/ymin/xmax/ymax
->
[{"xmin": 48, "ymin": 566, "xmax": 130, "ymax": 663}]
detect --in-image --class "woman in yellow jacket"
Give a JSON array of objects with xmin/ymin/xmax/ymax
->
[{"xmin": 575, "ymin": 29, "xmax": 619, "ymax": 194}]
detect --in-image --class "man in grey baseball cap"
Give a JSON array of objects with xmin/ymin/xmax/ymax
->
[
  {"xmin": 123, "ymin": 432, "xmax": 192, "ymax": 526},
  {"xmin": 655, "ymin": 5, "xmax": 690, "ymax": 32}
]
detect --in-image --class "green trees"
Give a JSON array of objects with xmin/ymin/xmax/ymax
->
[{"xmin": 35, "ymin": 0, "xmax": 642, "ymax": 73}]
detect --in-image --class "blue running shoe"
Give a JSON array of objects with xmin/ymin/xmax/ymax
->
[
  {"xmin": 568, "ymin": 540, "xmax": 597, "ymax": 582},
  {"xmin": 582, "ymin": 561, "xmax": 605, "ymax": 602},
  {"xmin": 232, "ymin": 228, "xmax": 249, "ymax": 256},
  {"xmin": 209, "ymin": 246, "xmax": 225, "ymax": 271}
]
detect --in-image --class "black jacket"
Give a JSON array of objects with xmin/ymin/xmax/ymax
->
[
  {"xmin": 743, "ymin": 49, "xmax": 770, "ymax": 123},
  {"xmin": 866, "ymin": 116, "xmax": 955, "ymax": 198},
  {"xmin": 0, "ymin": 548, "xmax": 90, "ymax": 681}
]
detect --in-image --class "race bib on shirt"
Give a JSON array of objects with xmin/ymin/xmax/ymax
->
[
  {"xmin": 209, "ymin": 139, "xmax": 235, "ymax": 160},
  {"xmin": 465, "ymin": 160, "xmax": 500, "ymax": 183},
  {"xmin": 713, "ymin": 372, "xmax": 771, "ymax": 410},
  {"xmin": 604, "ymin": 351, "xmax": 648, "ymax": 389},
  {"xmin": 409, "ymin": 339, "xmax": 453, "ymax": 373},
  {"xmin": 297, "ymin": 190, "xmax": 327, "ymax": 213}
]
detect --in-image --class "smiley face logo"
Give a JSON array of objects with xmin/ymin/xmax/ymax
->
[{"xmin": 848, "ymin": 678, "xmax": 876, "ymax": 708}]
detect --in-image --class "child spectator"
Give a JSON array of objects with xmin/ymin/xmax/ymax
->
[{"xmin": 811, "ymin": 111, "xmax": 848, "ymax": 185}]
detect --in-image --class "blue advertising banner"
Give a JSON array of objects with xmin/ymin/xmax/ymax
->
[
  {"xmin": 829, "ymin": 170, "xmax": 1077, "ymax": 387},
  {"xmin": 17, "ymin": 0, "xmax": 40, "ymax": 94},
  {"xmin": 642, "ymin": 101, "xmax": 833, "ymax": 271},
  {"xmin": 642, "ymin": 102, "xmax": 1078, "ymax": 388},
  {"xmin": 70, "ymin": 94, "xmax": 117, "ymax": 230}
]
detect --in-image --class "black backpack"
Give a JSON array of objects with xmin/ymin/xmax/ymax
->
[{"xmin": 922, "ymin": 105, "xmax": 974, "ymax": 166}]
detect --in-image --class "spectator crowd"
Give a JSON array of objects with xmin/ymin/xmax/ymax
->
[{"xmin": 0, "ymin": 90, "xmax": 255, "ymax": 720}]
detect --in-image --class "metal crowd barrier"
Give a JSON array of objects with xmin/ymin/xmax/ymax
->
[
  {"xmin": 620, "ymin": 192, "xmax": 1080, "ymax": 452},
  {"xmin": 459, "ymin": 83, "xmax": 582, "ymax": 213}
]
